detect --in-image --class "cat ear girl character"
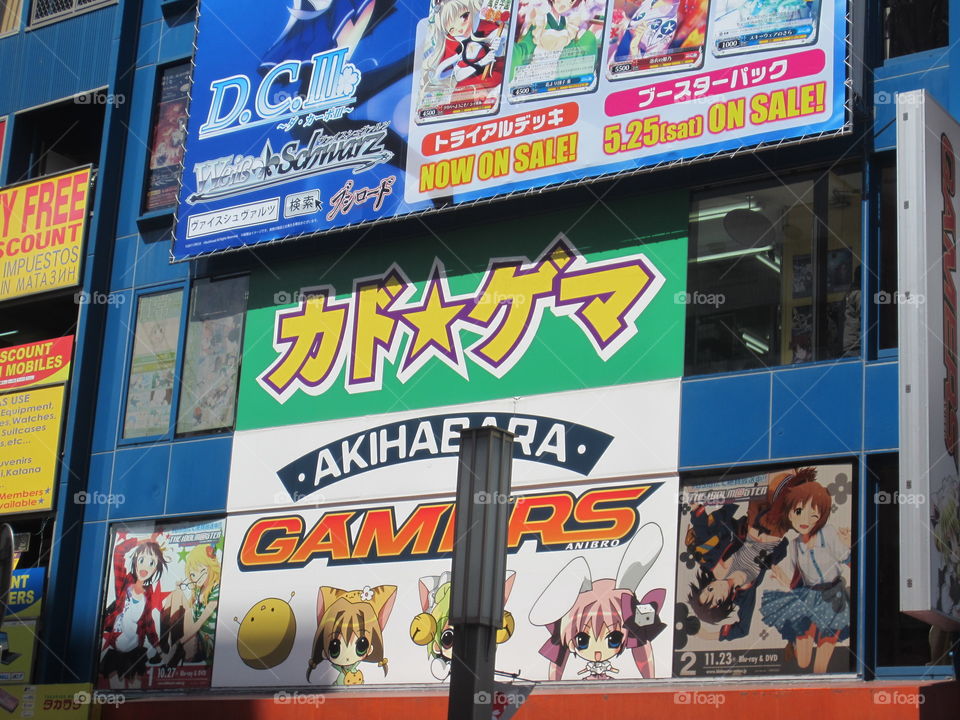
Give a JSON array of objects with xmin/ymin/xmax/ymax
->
[
  {"xmin": 307, "ymin": 585, "xmax": 397, "ymax": 686},
  {"xmin": 409, "ymin": 570, "xmax": 516, "ymax": 680},
  {"xmin": 161, "ymin": 544, "xmax": 221, "ymax": 668},
  {"xmin": 759, "ymin": 468, "xmax": 851, "ymax": 674},
  {"xmin": 422, "ymin": 0, "xmax": 507, "ymax": 93},
  {"xmin": 99, "ymin": 532, "xmax": 169, "ymax": 689},
  {"xmin": 529, "ymin": 523, "xmax": 667, "ymax": 680}
]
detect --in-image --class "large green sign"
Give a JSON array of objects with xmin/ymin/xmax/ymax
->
[{"xmin": 237, "ymin": 192, "xmax": 688, "ymax": 431}]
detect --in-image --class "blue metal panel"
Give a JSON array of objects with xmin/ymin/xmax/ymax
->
[
  {"xmin": 770, "ymin": 362, "xmax": 863, "ymax": 458},
  {"xmin": 134, "ymin": 230, "xmax": 190, "ymax": 286},
  {"xmin": 680, "ymin": 373, "xmax": 771, "ymax": 468},
  {"xmin": 166, "ymin": 437, "xmax": 232, "ymax": 515},
  {"xmin": 874, "ymin": 52, "xmax": 950, "ymax": 151},
  {"xmin": 110, "ymin": 444, "xmax": 171, "ymax": 519},
  {"xmin": 135, "ymin": 19, "xmax": 163, "ymax": 68},
  {"xmin": 115, "ymin": 65, "xmax": 160, "ymax": 238},
  {"xmin": 111, "ymin": 233, "xmax": 139, "ymax": 291},
  {"xmin": 83, "ymin": 452, "xmax": 116, "ymax": 523},
  {"xmin": 158, "ymin": 13, "xmax": 195, "ymax": 63},
  {"xmin": 0, "ymin": 6, "xmax": 118, "ymax": 115},
  {"xmin": 65, "ymin": 521, "xmax": 109, "ymax": 685},
  {"xmin": 864, "ymin": 362, "xmax": 898, "ymax": 451},
  {"xmin": 91, "ymin": 289, "xmax": 133, "ymax": 452}
]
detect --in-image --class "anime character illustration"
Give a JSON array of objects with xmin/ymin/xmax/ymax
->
[
  {"xmin": 682, "ymin": 488, "xmax": 790, "ymax": 641},
  {"xmin": 235, "ymin": 594, "xmax": 298, "ymax": 670},
  {"xmin": 415, "ymin": 0, "xmax": 512, "ymax": 124},
  {"xmin": 606, "ymin": 0, "xmax": 708, "ymax": 80},
  {"xmin": 529, "ymin": 523, "xmax": 667, "ymax": 680},
  {"xmin": 99, "ymin": 532, "xmax": 169, "ymax": 689},
  {"xmin": 161, "ymin": 544, "xmax": 221, "ymax": 668},
  {"xmin": 711, "ymin": 0, "xmax": 821, "ymax": 58},
  {"xmin": 507, "ymin": 0, "xmax": 606, "ymax": 101},
  {"xmin": 759, "ymin": 469, "xmax": 852, "ymax": 673},
  {"xmin": 409, "ymin": 570, "xmax": 516, "ymax": 680},
  {"xmin": 307, "ymin": 585, "xmax": 397, "ymax": 685},
  {"xmin": 932, "ymin": 482, "xmax": 960, "ymax": 617}
]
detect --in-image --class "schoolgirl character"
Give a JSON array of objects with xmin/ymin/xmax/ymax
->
[
  {"xmin": 307, "ymin": 585, "xmax": 397, "ymax": 685},
  {"xmin": 409, "ymin": 570, "xmax": 516, "ymax": 680},
  {"xmin": 529, "ymin": 523, "xmax": 667, "ymax": 680},
  {"xmin": 511, "ymin": 0, "xmax": 602, "ymax": 64},
  {"xmin": 683, "ymin": 472, "xmax": 794, "ymax": 640},
  {"xmin": 99, "ymin": 533, "xmax": 169, "ymax": 689},
  {"xmin": 423, "ymin": 0, "xmax": 506, "ymax": 92},
  {"xmin": 161, "ymin": 544, "xmax": 221, "ymax": 668},
  {"xmin": 760, "ymin": 469, "xmax": 851, "ymax": 673}
]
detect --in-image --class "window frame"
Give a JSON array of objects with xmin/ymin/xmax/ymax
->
[
  {"xmin": 0, "ymin": 0, "xmax": 23, "ymax": 37},
  {"xmin": 28, "ymin": 0, "xmax": 115, "ymax": 29},
  {"xmin": 118, "ymin": 275, "xmax": 249, "ymax": 446},
  {"xmin": 684, "ymin": 165, "xmax": 865, "ymax": 377}
]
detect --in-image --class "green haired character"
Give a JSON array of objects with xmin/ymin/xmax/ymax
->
[{"xmin": 409, "ymin": 570, "xmax": 516, "ymax": 680}]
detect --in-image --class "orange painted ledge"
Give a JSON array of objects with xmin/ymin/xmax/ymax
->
[{"xmin": 98, "ymin": 680, "xmax": 959, "ymax": 720}]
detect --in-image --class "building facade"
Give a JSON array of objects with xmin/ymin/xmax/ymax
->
[{"xmin": 0, "ymin": 0, "xmax": 957, "ymax": 718}]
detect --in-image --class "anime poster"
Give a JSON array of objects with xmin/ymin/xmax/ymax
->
[
  {"xmin": 96, "ymin": 519, "xmax": 225, "ymax": 690},
  {"xmin": 414, "ymin": 0, "xmax": 513, "ymax": 123},
  {"xmin": 711, "ymin": 0, "xmax": 821, "ymax": 58},
  {"xmin": 144, "ymin": 63, "xmax": 191, "ymax": 213},
  {"xmin": 212, "ymin": 476, "xmax": 678, "ymax": 687},
  {"xmin": 507, "ymin": 0, "xmax": 606, "ymax": 102},
  {"xmin": 606, "ymin": 0, "xmax": 709, "ymax": 81},
  {"xmin": 674, "ymin": 464, "xmax": 854, "ymax": 676}
]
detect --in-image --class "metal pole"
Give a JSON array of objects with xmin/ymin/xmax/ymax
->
[{"xmin": 448, "ymin": 427, "xmax": 514, "ymax": 720}]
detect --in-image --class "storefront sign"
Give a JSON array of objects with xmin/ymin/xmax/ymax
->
[
  {"xmin": 5, "ymin": 568, "xmax": 44, "ymax": 620},
  {"xmin": 0, "ymin": 684, "xmax": 94, "ymax": 718},
  {"xmin": 0, "ymin": 169, "xmax": 90, "ymax": 302},
  {"xmin": 0, "ymin": 385, "xmax": 65, "ymax": 515},
  {"xmin": 897, "ymin": 89, "xmax": 960, "ymax": 628},
  {"xmin": 173, "ymin": 0, "xmax": 848, "ymax": 258},
  {"xmin": 96, "ymin": 519, "xmax": 225, "ymax": 690},
  {"xmin": 0, "ymin": 337, "xmax": 73, "ymax": 392},
  {"xmin": 0, "ymin": 621, "xmax": 36, "ymax": 684},
  {"xmin": 674, "ymin": 464, "xmax": 854, "ymax": 676}
]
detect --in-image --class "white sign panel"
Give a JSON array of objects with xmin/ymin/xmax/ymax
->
[{"xmin": 897, "ymin": 89, "xmax": 960, "ymax": 629}]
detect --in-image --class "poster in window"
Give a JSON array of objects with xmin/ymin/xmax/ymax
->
[
  {"xmin": 97, "ymin": 519, "xmax": 225, "ymax": 690},
  {"xmin": 791, "ymin": 253, "xmax": 812, "ymax": 298},
  {"xmin": 826, "ymin": 248, "xmax": 851, "ymax": 294},
  {"xmin": 122, "ymin": 291, "xmax": 183, "ymax": 439},
  {"xmin": 176, "ymin": 277, "xmax": 248, "ymax": 435},
  {"xmin": 144, "ymin": 64, "xmax": 191, "ymax": 213},
  {"xmin": 674, "ymin": 464, "xmax": 854, "ymax": 677}
]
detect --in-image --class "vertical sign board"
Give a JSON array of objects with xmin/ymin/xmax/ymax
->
[
  {"xmin": 0, "ymin": 117, "xmax": 6, "ymax": 174},
  {"xmin": 897, "ymin": 89, "xmax": 960, "ymax": 628}
]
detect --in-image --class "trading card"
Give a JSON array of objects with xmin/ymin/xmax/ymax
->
[
  {"xmin": 607, "ymin": 0, "xmax": 709, "ymax": 81},
  {"xmin": 712, "ymin": 0, "xmax": 820, "ymax": 58}
]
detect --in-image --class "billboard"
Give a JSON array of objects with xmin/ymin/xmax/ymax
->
[
  {"xmin": 897, "ymin": 89, "xmax": 960, "ymax": 629},
  {"xmin": 674, "ymin": 464, "xmax": 854, "ymax": 676},
  {"xmin": 0, "ymin": 385, "xmax": 66, "ymax": 515},
  {"xmin": 0, "ymin": 168, "xmax": 91, "ymax": 302},
  {"xmin": 0, "ymin": 337, "xmax": 73, "ymax": 393},
  {"xmin": 96, "ymin": 519, "xmax": 225, "ymax": 690},
  {"xmin": 173, "ymin": 0, "xmax": 848, "ymax": 259}
]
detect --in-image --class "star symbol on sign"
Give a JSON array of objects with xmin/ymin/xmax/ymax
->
[
  {"xmin": 178, "ymin": 548, "xmax": 189, "ymax": 563},
  {"xmin": 394, "ymin": 265, "xmax": 471, "ymax": 381}
]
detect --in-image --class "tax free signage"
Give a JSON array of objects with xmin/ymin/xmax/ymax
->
[{"xmin": 173, "ymin": 0, "xmax": 848, "ymax": 258}]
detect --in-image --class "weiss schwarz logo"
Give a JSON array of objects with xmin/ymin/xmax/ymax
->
[
  {"xmin": 187, "ymin": 124, "xmax": 393, "ymax": 204},
  {"xmin": 258, "ymin": 235, "xmax": 666, "ymax": 403},
  {"xmin": 275, "ymin": 412, "xmax": 615, "ymax": 502}
]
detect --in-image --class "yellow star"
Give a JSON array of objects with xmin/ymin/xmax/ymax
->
[{"xmin": 400, "ymin": 279, "xmax": 466, "ymax": 359}]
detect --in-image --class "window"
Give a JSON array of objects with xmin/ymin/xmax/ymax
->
[
  {"xmin": 883, "ymin": 0, "xmax": 948, "ymax": 59},
  {"xmin": 7, "ymin": 94, "xmax": 104, "ymax": 183},
  {"xmin": 685, "ymin": 169, "xmax": 862, "ymax": 376},
  {"xmin": 878, "ymin": 159, "xmax": 898, "ymax": 351},
  {"xmin": 176, "ymin": 276, "xmax": 248, "ymax": 436},
  {"xmin": 122, "ymin": 277, "xmax": 248, "ymax": 442},
  {"xmin": 29, "ymin": 0, "xmax": 113, "ymax": 27},
  {"xmin": 143, "ymin": 63, "xmax": 191, "ymax": 214},
  {"xmin": 1, "ymin": 0, "xmax": 22, "ymax": 35}
]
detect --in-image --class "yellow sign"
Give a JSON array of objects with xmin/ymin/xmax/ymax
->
[
  {"xmin": 0, "ymin": 168, "xmax": 90, "ymax": 302},
  {"xmin": 0, "ymin": 385, "xmax": 65, "ymax": 514},
  {"xmin": 0, "ymin": 683, "xmax": 93, "ymax": 718}
]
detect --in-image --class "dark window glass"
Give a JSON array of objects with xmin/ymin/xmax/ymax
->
[
  {"xmin": 884, "ymin": 0, "xmax": 949, "ymax": 59},
  {"xmin": 686, "ymin": 170, "xmax": 862, "ymax": 375},
  {"xmin": 878, "ymin": 161, "xmax": 898, "ymax": 350}
]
